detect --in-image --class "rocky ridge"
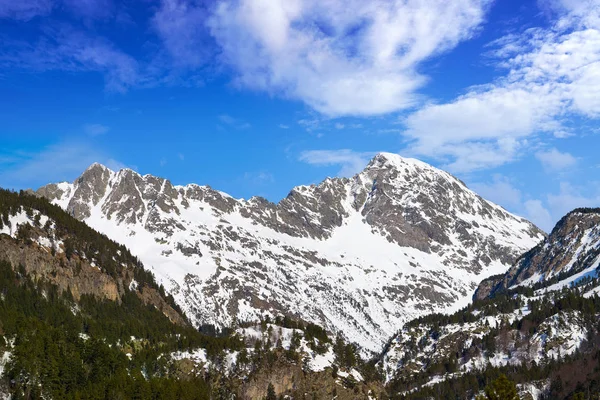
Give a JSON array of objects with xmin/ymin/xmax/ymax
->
[
  {"xmin": 0, "ymin": 190, "xmax": 186, "ymax": 325},
  {"xmin": 475, "ymin": 208, "xmax": 600, "ymax": 300},
  {"xmin": 37, "ymin": 153, "xmax": 545, "ymax": 352},
  {"xmin": 380, "ymin": 208, "xmax": 600, "ymax": 399}
]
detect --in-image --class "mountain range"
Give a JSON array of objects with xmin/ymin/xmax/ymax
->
[
  {"xmin": 1, "ymin": 155, "xmax": 600, "ymax": 398},
  {"xmin": 35, "ymin": 153, "xmax": 544, "ymax": 352}
]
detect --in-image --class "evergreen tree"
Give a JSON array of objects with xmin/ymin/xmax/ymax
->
[
  {"xmin": 266, "ymin": 383, "xmax": 277, "ymax": 400},
  {"xmin": 476, "ymin": 374, "xmax": 519, "ymax": 400}
]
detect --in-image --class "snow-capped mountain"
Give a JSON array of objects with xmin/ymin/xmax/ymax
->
[
  {"xmin": 381, "ymin": 208, "xmax": 600, "ymax": 399},
  {"xmin": 476, "ymin": 208, "xmax": 600, "ymax": 300},
  {"xmin": 36, "ymin": 153, "xmax": 544, "ymax": 352}
]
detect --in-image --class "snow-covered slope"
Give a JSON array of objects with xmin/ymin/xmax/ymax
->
[
  {"xmin": 380, "ymin": 290, "xmax": 590, "ymax": 396},
  {"xmin": 475, "ymin": 208, "xmax": 600, "ymax": 300},
  {"xmin": 36, "ymin": 153, "xmax": 544, "ymax": 352}
]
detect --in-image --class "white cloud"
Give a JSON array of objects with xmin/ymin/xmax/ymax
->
[
  {"xmin": 402, "ymin": 2, "xmax": 600, "ymax": 172},
  {"xmin": 0, "ymin": 0, "xmax": 52, "ymax": 21},
  {"xmin": 105, "ymin": 158, "xmax": 128, "ymax": 171},
  {"xmin": 535, "ymin": 148, "xmax": 577, "ymax": 171},
  {"xmin": 547, "ymin": 181, "xmax": 600, "ymax": 219},
  {"xmin": 524, "ymin": 199, "xmax": 554, "ymax": 232},
  {"xmin": 243, "ymin": 171, "xmax": 275, "ymax": 186},
  {"xmin": 298, "ymin": 149, "xmax": 376, "ymax": 177},
  {"xmin": 523, "ymin": 181, "xmax": 600, "ymax": 232},
  {"xmin": 278, "ymin": 124, "xmax": 290, "ymax": 129},
  {"xmin": 0, "ymin": 27, "xmax": 139, "ymax": 92},
  {"xmin": 470, "ymin": 175, "xmax": 522, "ymax": 209},
  {"xmin": 152, "ymin": 0, "xmax": 211, "ymax": 69},
  {"xmin": 62, "ymin": 0, "xmax": 113, "ymax": 19},
  {"xmin": 208, "ymin": 0, "xmax": 491, "ymax": 116},
  {"xmin": 84, "ymin": 123, "xmax": 110, "ymax": 136},
  {"xmin": 540, "ymin": 0, "xmax": 600, "ymax": 28},
  {"xmin": 218, "ymin": 114, "xmax": 251, "ymax": 129},
  {"xmin": 0, "ymin": 141, "xmax": 123, "ymax": 189}
]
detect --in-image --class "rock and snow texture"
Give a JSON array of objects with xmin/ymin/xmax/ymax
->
[
  {"xmin": 37, "ymin": 153, "xmax": 544, "ymax": 352},
  {"xmin": 476, "ymin": 208, "xmax": 600, "ymax": 300},
  {"xmin": 380, "ymin": 301, "xmax": 588, "ymax": 387},
  {"xmin": 172, "ymin": 323, "xmax": 354, "ymax": 378}
]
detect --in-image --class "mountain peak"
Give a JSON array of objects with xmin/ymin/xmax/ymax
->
[
  {"xmin": 83, "ymin": 162, "xmax": 112, "ymax": 174},
  {"xmin": 365, "ymin": 152, "xmax": 441, "ymax": 174},
  {"xmin": 37, "ymin": 158, "xmax": 545, "ymax": 351}
]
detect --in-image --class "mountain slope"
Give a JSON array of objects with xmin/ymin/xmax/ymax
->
[
  {"xmin": 0, "ymin": 189, "xmax": 383, "ymax": 399},
  {"xmin": 379, "ymin": 207, "xmax": 600, "ymax": 399},
  {"xmin": 0, "ymin": 188, "xmax": 185, "ymax": 324},
  {"xmin": 475, "ymin": 208, "xmax": 600, "ymax": 300},
  {"xmin": 381, "ymin": 284, "xmax": 600, "ymax": 399},
  {"xmin": 0, "ymin": 189, "xmax": 244, "ymax": 399},
  {"xmin": 37, "ymin": 153, "xmax": 544, "ymax": 352}
]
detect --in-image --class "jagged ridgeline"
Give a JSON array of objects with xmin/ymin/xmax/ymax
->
[
  {"xmin": 37, "ymin": 155, "xmax": 545, "ymax": 353},
  {"xmin": 0, "ymin": 189, "xmax": 383, "ymax": 399},
  {"xmin": 0, "ymin": 189, "xmax": 241, "ymax": 398},
  {"xmin": 380, "ymin": 207, "xmax": 600, "ymax": 400},
  {"xmin": 476, "ymin": 207, "xmax": 600, "ymax": 300}
]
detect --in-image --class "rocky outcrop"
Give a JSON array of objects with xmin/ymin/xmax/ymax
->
[
  {"xmin": 0, "ymin": 204, "xmax": 187, "ymax": 326},
  {"xmin": 475, "ymin": 208, "xmax": 600, "ymax": 299},
  {"xmin": 37, "ymin": 153, "xmax": 545, "ymax": 352},
  {"xmin": 242, "ymin": 360, "xmax": 382, "ymax": 400},
  {"xmin": 0, "ymin": 234, "xmax": 121, "ymax": 302}
]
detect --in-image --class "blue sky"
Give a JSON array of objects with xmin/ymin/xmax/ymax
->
[{"xmin": 1, "ymin": 0, "xmax": 599, "ymax": 232}]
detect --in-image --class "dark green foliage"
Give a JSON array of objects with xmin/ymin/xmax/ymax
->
[
  {"xmin": 266, "ymin": 382, "xmax": 277, "ymax": 400},
  {"xmin": 476, "ymin": 374, "xmax": 519, "ymax": 400},
  {"xmin": 304, "ymin": 322, "xmax": 330, "ymax": 354},
  {"xmin": 333, "ymin": 335, "xmax": 358, "ymax": 369},
  {"xmin": 0, "ymin": 259, "xmax": 242, "ymax": 399},
  {"xmin": 0, "ymin": 188, "xmax": 182, "ymax": 315}
]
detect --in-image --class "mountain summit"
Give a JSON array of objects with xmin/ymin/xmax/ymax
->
[{"xmin": 36, "ymin": 153, "xmax": 544, "ymax": 352}]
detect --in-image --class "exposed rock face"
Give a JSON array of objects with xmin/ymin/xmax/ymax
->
[
  {"xmin": 475, "ymin": 208, "xmax": 600, "ymax": 300},
  {"xmin": 0, "ymin": 205, "xmax": 186, "ymax": 326},
  {"xmin": 37, "ymin": 153, "xmax": 544, "ymax": 352},
  {"xmin": 241, "ymin": 359, "xmax": 381, "ymax": 400},
  {"xmin": 0, "ymin": 235, "xmax": 121, "ymax": 302}
]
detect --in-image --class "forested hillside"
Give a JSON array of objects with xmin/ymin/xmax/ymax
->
[
  {"xmin": 382, "ymin": 276, "xmax": 600, "ymax": 399},
  {"xmin": 0, "ymin": 189, "xmax": 379, "ymax": 399}
]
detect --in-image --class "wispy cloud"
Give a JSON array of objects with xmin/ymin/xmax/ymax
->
[
  {"xmin": 523, "ymin": 180, "xmax": 600, "ymax": 232},
  {"xmin": 0, "ymin": 26, "xmax": 139, "ymax": 92},
  {"xmin": 61, "ymin": 0, "xmax": 114, "ymax": 19},
  {"xmin": 524, "ymin": 199, "xmax": 554, "ymax": 233},
  {"xmin": 535, "ymin": 148, "xmax": 577, "ymax": 172},
  {"xmin": 298, "ymin": 149, "xmax": 376, "ymax": 177},
  {"xmin": 470, "ymin": 175, "xmax": 522, "ymax": 210},
  {"xmin": 83, "ymin": 123, "xmax": 110, "ymax": 136},
  {"xmin": 208, "ymin": 0, "xmax": 491, "ymax": 116},
  {"xmin": 243, "ymin": 171, "xmax": 275, "ymax": 186},
  {"xmin": 0, "ymin": 141, "xmax": 123, "ymax": 189},
  {"xmin": 152, "ymin": 0, "xmax": 212, "ymax": 69},
  {"xmin": 401, "ymin": 2, "xmax": 600, "ymax": 173},
  {"xmin": 0, "ymin": 0, "xmax": 53, "ymax": 21},
  {"xmin": 218, "ymin": 114, "xmax": 251, "ymax": 130}
]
